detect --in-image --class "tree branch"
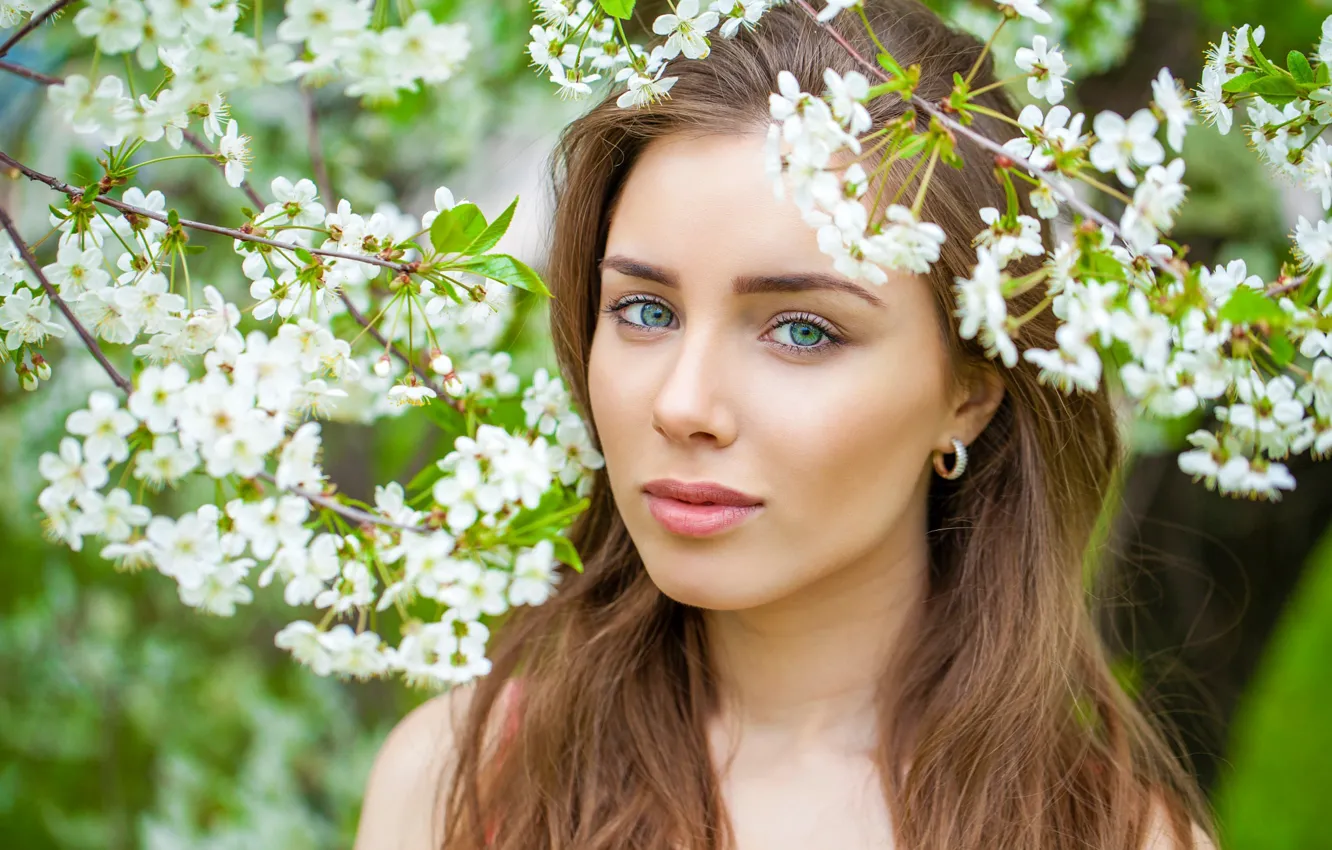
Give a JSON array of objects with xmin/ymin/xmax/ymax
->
[
  {"xmin": 181, "ymin": 129, "xmax": 266, "ymax": 211},
  {"xmin": 789, "ymin": 0, "xmax": 1168, "ymax": 272},
  {"xmin": 0, "ymin": 0, "xmax": 78, "ymax": 59},
  {"xmin": 0, "ymin": 148, "xmax": 416, "ymax": 273},
  {"xmin": 1, "ymin": 148, "xmax": 460, "ymax": 410},
  {"xmin": 301, "ymin": 84, "xmax": 335, "ymax": 209},
  {"xmin": 0, "ymin": 200, "xmax": 432, "ymax": 533},
  {"xmin": 0, "ymin": 200, "xmax": 134, "ymax": 393},
  {"xmin": 0, "ymin": 57, "xmax": 60, "ymax": 85}
]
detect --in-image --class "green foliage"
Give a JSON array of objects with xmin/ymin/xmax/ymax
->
[
  {"xmin": 1218, "ymin": 287, "xmax": 1286, "ymax": 325},
  {"xmin": 1215, "ymin": 525, "xmax": 1332, "ymax": 850},
  {"xmin": 450, "ymin": 253, "xmax": 552, "ymax": 296},
  {"xmin": 430, "ymin": 202, "xmax": 488, "ymax": 254},
  {"xmin": 597, "ymin": 0, "xmax": 636, "ymax": 19}
]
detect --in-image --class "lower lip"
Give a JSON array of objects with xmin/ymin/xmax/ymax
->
[{"xmin": 644, "ymin": 494, "xmax": 762, "ymax": 537}]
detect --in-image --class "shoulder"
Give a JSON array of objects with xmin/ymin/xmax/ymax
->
[
  {"xmin": 353, "ymin": 679, "xmax": 519, "ymax": 850},
  {"xmin": 1140, "ymin": 793, "xmax": 1220, "ymax": 850}
]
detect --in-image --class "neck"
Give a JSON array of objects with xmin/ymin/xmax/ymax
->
[{"xmin": 702, "ymin": 521, "xmax": 930, "ymax": 754}]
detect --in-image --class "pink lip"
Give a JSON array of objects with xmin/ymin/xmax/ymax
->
[{"xmin": 642, "ymin": 479, "xmax": 763, "ymax": 538}]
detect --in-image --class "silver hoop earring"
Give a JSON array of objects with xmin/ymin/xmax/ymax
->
[{"xmin": 933, "ymin": 437, "xmax": 968, "ymax": 480}]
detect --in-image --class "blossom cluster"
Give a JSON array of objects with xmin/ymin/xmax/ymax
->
[
  {"xmin": 2, "ymin": 162, "xmax": 605, "ymax": 683},
  {"xmin": 2, "ymin": 0, "xmax": 605, "ymax": 684},
  {"xmin": 526, "ymin": 0, "xmax": 773, "ymax": 107},
  {"xmin": 755, "ymin": 1, "xmax": 1332, "ymax": 501},
  {"xmin": 41, "ymin": 0, "xmax": 468, "ymax": 172}
]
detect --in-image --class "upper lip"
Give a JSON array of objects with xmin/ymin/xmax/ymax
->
[{"xmin": 642, "ymin": 479, "xmax": 763, "ymax": 507}]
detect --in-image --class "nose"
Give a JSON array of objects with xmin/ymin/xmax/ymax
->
[{"xmin": 650, "ymin": 324, "xmax": 738, "ymax": 448}]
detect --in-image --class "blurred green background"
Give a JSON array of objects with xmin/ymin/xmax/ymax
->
[{"xmin": 1, "ymin": 0, "xmax": 1331, "ymax": 847}]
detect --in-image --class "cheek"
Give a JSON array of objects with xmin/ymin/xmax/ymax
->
[
  {"xmin": 586, "ymin": 325, "xmax": 643, "ymax": 479},
  {"xmin": 755, "ymin": 346, "xmax": 951, "ymax": 545}
]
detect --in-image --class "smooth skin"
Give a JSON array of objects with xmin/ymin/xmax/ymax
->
[{"xmin": 354, "ymin": 133, "xmax": 1216, "ymax": 850}]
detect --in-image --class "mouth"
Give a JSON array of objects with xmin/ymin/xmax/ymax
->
[{"xmin": 641, "ymin": 479, "xmax": 764, "ymax": 537}]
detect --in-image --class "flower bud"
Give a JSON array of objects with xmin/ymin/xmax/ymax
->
[
  {"xmin": 443, "ymin": 374, "xmax": 465, "ymax": 397},
  {"xmin": 373, "ymin": 354, "xmax": 392, "ymax": 378},
  {"xmin": 20, "ymin": 369, "xmax": 39, "ymax": 392},
  {"xmin": 430, "ymin": 352, "xmax": 453, "ymax": 376},
  {"xmin": 32, "ymin": 354, "xmax": 51, "ymax": 381}
]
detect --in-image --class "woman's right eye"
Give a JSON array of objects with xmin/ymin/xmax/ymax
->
[{"xmin": 602, "ymin": 296, "xmax": 676, "ymax": 329}]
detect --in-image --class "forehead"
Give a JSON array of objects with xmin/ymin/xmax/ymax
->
[{"xmin": 605, "ymin": 133, "xmax": 831, "ymax": 274}]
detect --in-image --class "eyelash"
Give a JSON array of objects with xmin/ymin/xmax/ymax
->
[{"xmin": 600, "ymin": 294, "xmax": 846, "ymax": 356}]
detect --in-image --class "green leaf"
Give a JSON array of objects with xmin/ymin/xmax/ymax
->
[
  {"xmin": 294, "ymin": 247, "xmax": 314, "ymax": 264},
  {"xmin": 1268, "ymin": 332, "xmax": 1295, "ymax": 367},
  {"xmin": 1319, "ymin": 62, "xmax": 1331, "ymax": 86},
  {"xmin": 1288, "ymin": 51, "xmax": 1315, "ymax": 84},
  {"xmin": 422, "ymin": 396, "xmax": 467, "ymax": 438},
  {"xmin": 597, "ymin": 0, "xmax": 634, "ymax": 19},
  {"xmin": 167, "ymin": 209, "xmax": 180, "ymax": 227},
  {"xmin": 877, "ymin": 51, "xmax": 907, "ymax": 79},
  {"xmin": 1218, "ymin": 286, "xmax": 1284, "ymax": 325},
  {"xmin": 429, "ymin": 203, "xmax": 487, "ymax": 255},
  {"xmin": 1247, "ymin": 75, "xmax": 1301, "ymax": 98},
  {"xmin": 464, "ymin": 197, "xmax": 518, "ymax": 256},
  {"xmin": 406, "ymin": 458, "xmax": 446, "ymax": 494},
  {"xmin": 1246, "ymin": 28, "xmax": 1280, "ymax": 77},
  {"xmin": 1214, "ymin": 528, "xmax": 1332, "ymax": 850},
  {"xmin": 551, "ymin": 534, "xmax": 583, "ymax": 573},
  {"xmin": 1222, "ymin": 71, "xmax": 1265, "ymax": 93},
  {"xmin": 452, "ymin": 254, "xmax": 551, "ymax": 297}
]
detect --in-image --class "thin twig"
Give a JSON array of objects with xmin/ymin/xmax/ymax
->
[
  {"xmin": 181, "ymin": 129, "xmax": 266, "ymax": 211},
  {"xmin": 2, "ymin": 148, "xmax": 460, "ymax": 410},
  {"xmin": 0, "ymin": 199, "xmax": 430, "ymax": 533},
  {"xmin": 0, "ymin": 0, "xmax": 78, "ymax": 58},
  {"xmin": 0, "ymin": 55, "xmax": 282, "ymax": 222},
  {"xmin": 0, "ymin": 200, "xmax": 134, "ymax": 393},
  {"xmin": 0, "ymin": 149, "xmax": 415, "ymax": 274},
  {"xmin": 790, "ymin": 0, "xmax": 1168, "ymax": 273},
  {"xmin": 264, "ymin": 473, "xmax": 429, "ymax": 533},
  {"xmin": 301, "ymin": 84, "xmax": 335, "ymax": 208},
  {"xmin": 0, "ymin": 57, "xmax": 60, "ymax": 85}
]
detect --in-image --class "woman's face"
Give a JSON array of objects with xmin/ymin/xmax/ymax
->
[{"xmin": 588, "ymin": 132, "xmax": 999, "ymax": 611}]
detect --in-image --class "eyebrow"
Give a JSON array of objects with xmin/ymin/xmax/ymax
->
[{"xmin": 598, "ymin": 254, "xmax": 886, "ymax": 308}]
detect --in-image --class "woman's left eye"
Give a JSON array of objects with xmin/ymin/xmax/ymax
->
[{"xmin": 767, "ymin": 314, "xmax": 836, "ymax": 354}]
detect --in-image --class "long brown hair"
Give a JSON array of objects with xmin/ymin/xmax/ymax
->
[{"xmin": 440, "ymin": 2, "xmax": 1217, "ymax": 848}]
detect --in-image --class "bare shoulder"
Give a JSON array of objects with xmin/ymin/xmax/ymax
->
[
  {"xmin": 353, "ymin": 680, "xmax": 498, "ymax": 850},
  {"xmin": 1140, "ymin": 794, "xmax": 1220, "ymax": 850}
]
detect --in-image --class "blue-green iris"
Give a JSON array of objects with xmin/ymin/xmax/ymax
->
[
  {"xmin": 787, "ymin": 322, "xmax": 823, "ymax": 346},
  {"xmin": 637, "ymin": 303, "xmax": 672, "ymax": 327}
]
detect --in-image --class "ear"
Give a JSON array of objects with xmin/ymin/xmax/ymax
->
[{"xmin": 938, "ymin": 362, "xmax": 1006, "ymax": 452}]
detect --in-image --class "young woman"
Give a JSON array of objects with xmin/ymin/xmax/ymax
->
[{"xmin": 354, "ymin": 2, "xmax": 1220, "ymax": 848}]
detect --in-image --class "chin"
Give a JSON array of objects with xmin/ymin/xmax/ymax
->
[{"xmin": 640, "ymin": 556, "xmax": 778, "ymax": 611}]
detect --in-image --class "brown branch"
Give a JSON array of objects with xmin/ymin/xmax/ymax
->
[
  {"xmin": 0, "ymin": 57, "xmax": 60, "ymax": 85},
  {"xmin": 0, "ymin": 0, "xmax": 77, "ymax": 58},
  {"xmin": 0, "ymin": 199, "xmax": 432, "ymax": 533},
  {"xmin": 790, "ymin": 0, "xmax": 1170, "ymax": 274},
  {"xmin": 301, "ymin": 84, "xmax": 335, "ymax": 209},
  {"xmin": 181, "ymin": 129, "xmax": 266, "ymax": 211},
  {"xmin": 0, "ymin": 55, "xmax": 276, "ymax": 221},
  {"xmin": 0, "ymin": 149, "xmax": 415, "ymax": 274},
  {"xmin": 1, "ymin": 149, "xmax": 459, "ymax": 410},
  {"xmin": 262, "ymin": 473, "xmax": 430, "ymax": 533},
  {"xmin": 0, "ymin": 200, "xmax": 134, "ymax": 393}
]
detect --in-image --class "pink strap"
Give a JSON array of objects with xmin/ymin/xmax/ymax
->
[{"xmin": 484, "ymin": 678, "xmax": 524, "ymax": 846}]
